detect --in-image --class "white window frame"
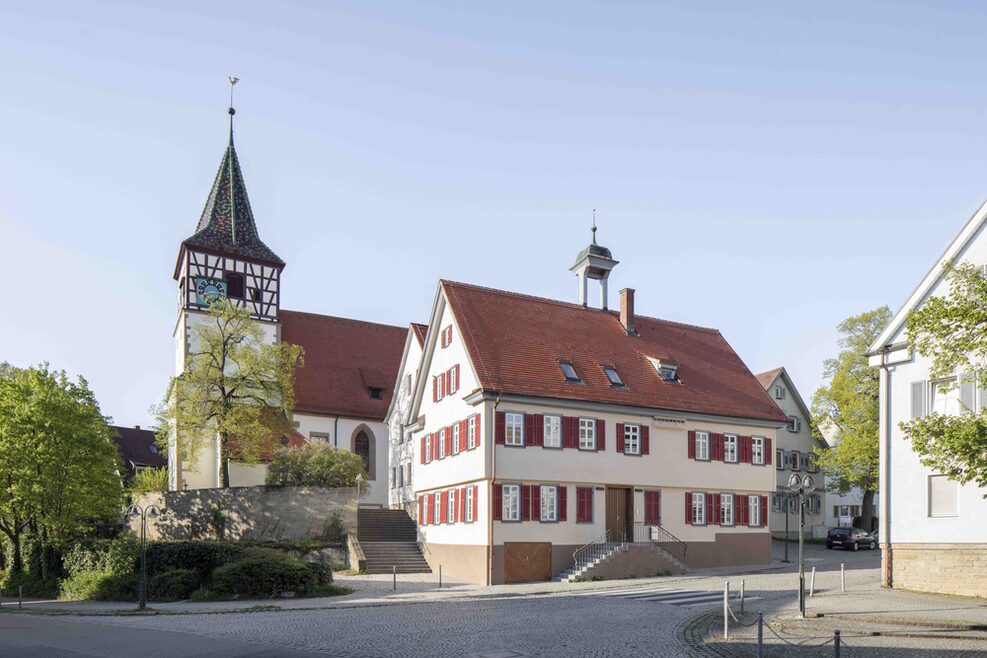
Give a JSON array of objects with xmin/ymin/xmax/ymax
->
[
  {"xmin": 928, "ymin": 474, "xmax": 959, "ymax": 518},
  {"xmin": 791, "ymin": 451, "xmax": 801, "ymax": 471},
  {"xmin": 775, "ymin": 385, "xmax": 786, "ymax": 400},
  {"xmin": 788, "ymin": 416, "xmax": 802, "ymax": 433},
  {"xmin": 691, "ymin": 492, "xmax": 706, "ymax": 525},
  {"xmin": 579, "ymin": 417, "xmax": 596, "ymax": 450},
  {"xmin": 505, "ymin": 412, "xmax": 524, "ymax": 446},
  {"xmin": 751, "ymin": 437, "xmax": 765, "ymax": 465},
  {"xmin": 623, "ymin": 424, "xmax": 641, "ymax": 455},
  {"xmin": 748, "ymin": 495, "xmax": 761, "ymax": 527},
  {"xmin": 438, "ymin": 428, "xmax": 446, "ymax": 459},
  {"xmin": 540, "ymin": 485, "xmax": 558, "ymax": 522},
  {"xmin": 721, "ymin": 493, "xmax": 734, "ymax": 526},
  {"xmin": 723, "ymin": 434, "xmax": 738, "ymax": 463},
  {"xmin": 452, "ymin": 424, "xmax": 460, "ymax": 455},
  {"xmin": 465, "ymin": 487, "xmax": 474, "ymax": 522},
  {"xmin": 424, "ymin": 436, "xmax": 432, "ymax": 464},
  {"xmin": 448, "ymin": 490, "xmax": 456, "ymax": 524},
  {"xmin": 502, "ymin": 484, "xmax": 520, "ymax": 521},
  {"xmin": 775, "ymin": 449, "xmax": 784, "ymax": 470},
  {"xmin": 543, "ymin": 415, "xmax": 562, "ymax": 449},
  {"xmin": 695, "ymin": 431, "xmax": 710, "ymax": 461},
  {"xmin": 603, "ymin": 365, "xmax": 624, "ymax": 387},
  {"xmin": 448, "ymin": 366, "xmax": 458, "ymax": 394},
  {"xmin": 468, "ymin": 416, "xmax": 477, "ymax": 449},
  {"xmin": 771, "ymin": 493, "xmax": 784, "ymax": 513}
]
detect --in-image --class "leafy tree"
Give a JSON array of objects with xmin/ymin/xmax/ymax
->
[
  {"xmin": 0, "ymin": 363, "xmax": 125, "ymax": 572},
  {"xmin": 266, "ymin": 444, "xmax": 367, "ymax": 489},
  {"xmin": 156, "ymin": 301, "xmax": 304, "ymax": 488},
  {"xmin": 900, "ymin": 261, "xmax": 987, "ymax": 493},
  {"xmin": 129, "ymin": 468, "xmax": 169, "ymax": 495},
  {"xmin": 811, "ymin": 306, "xmax": 892, "ymax": 531}
]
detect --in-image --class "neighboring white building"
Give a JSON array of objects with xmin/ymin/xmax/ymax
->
[
  {"xmin": 755, "ymin": 368, "xmax": 827, "ymax": 539},
  {"xmin": 169, "ymin": 110, "xmax": 405, "ymax": 504},
  {"xmin": 816, "ymin": 420, "xmax": 880, "ymax": 534},
  {"xmin": 392, "ymin": 233, "xmax": 787, "ymax": 584},
  {"xmin": 868, "ymin": 199, "xmax": 987, "ymax": 598},
  {"xmin": 386, "ymin": 323, "xmax": 427, "ymax": 513}
]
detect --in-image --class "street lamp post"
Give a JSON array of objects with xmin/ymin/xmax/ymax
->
[
  {"xmin": 127, "ymin": 504, "xmax": 161, "ymax": 610},
  {"xmin": 787, "ymin": 473, "xmax": 816, "ymax": 619}
]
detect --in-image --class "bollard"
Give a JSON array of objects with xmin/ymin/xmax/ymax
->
[
  {"xmin": 740, "ymin": 578, "xmax": 745, "ymax": 614},
  {"xmin": 810, "ymin": 566, "xmax": 816, "ymax": 597},
  {"xmin": 393, "ymin": 565, "xmax": 396, "ymax": 591},
  {"xmin": 19, "ymin": 586, "xmax": 23, "ymax": 610},
  {"xmin": 756, "ymin": 612, "xmax": 763, "ymax": 658},
  {"xmin": 834, "ymin": 629, "xmax": 841, "ymax": 657},
  {"xmin": 841, "ymin": 563, "xmax": 846, "ymax": 592},
  {"xmin": 439, "ymin": 564, "xmax": 442, "ymax": 589},
  {"xmin": 723, "ymin": 581, "xmax": 729, "ymax": 639}
]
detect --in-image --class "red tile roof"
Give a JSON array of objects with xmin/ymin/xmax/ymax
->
[
  {"xmin": 411, "ymin": 323, "xmax": 428, "ymax": 348},
  {"xmin": 110, "ymin": 425, "xmax": 167, "ymax": 471},
  {"xmin": 755, "ymin": 368, "xmax": 783, "ymax": 391},
  {"xmin": 442, "ymin": 281, "xmax": 787, "ymax": 424},
  {"xmin": 280, "ymin": 310, "xmax": 407, "ymax": 421}
]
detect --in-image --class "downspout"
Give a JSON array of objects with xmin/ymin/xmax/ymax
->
[
  {"xmin": 487, "ymin": 393, "xmax": 501, "ymax": 586},
  {"xmin": 334, "ymin": 417, "xmax": 339, "ymax": 449}
]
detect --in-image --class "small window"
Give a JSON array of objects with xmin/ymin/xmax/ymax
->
[
  {"xmin": 579, "ymin": 418, "xmax": 596, "ymax": 450},
  {"xmin": 623, "ymin": 424, "xmax": 640, "ymax": 455},
  {"xmin": 659, "ymin": 367, "xmax": 678, "ymax": 382},
  {"xmin": 791, "ymin": 451, "xmax": 802, "ymax": 471},
  {"xmin": 749, "ymin": 495, "xmax": 761, "ymax": 526},
  {"xmin": 648, "ymin": 357, "xmax": 678, "ymax": 382},
  {"xmin": 721, "ymin": 493, "xmax": 734, "ymax": 526},
  {"xmin": 448, "ymin": 490, "xmax": 456, "ymax": 524},
  {"xmin": 452, "ymin": 424, "xmax": 461, "ymax": 455},
  {"xmin": 787, "ymin": 416, "xmax": 802, "ymax": 433},
  {"xmin": 438, "ymin": 429, "xmax": 446, "ymax": 458},
  {"xmin": 369, "ymin": 387, "xmax": 383, "ymax": 400},
  {"xmin": 775, "ymin": 386, "xmax": 786, "ymax": 400},
  {"xmin": 695, "ymin": 431, "xmax": 710, "ymax": 461},
  {"xmin": 468, "ymin": 416, "xmax": 477, "ymax": 449},
  {"xmin": 251, "ymin": 288, "xmax": 262, "ymax": 303},
  {"xmin": 505, "ymin": 412, "xmax": 524, "ymax": 446},
  {"xmin": 691, "ymin": 492, "xmax": 706, "ymax": 525},
  {"xmin": 603, "ymin": 365, "xmax": 624, "ymax": 388},
  {"xmin": 751, "ymin": 437, "xmax": 765, "ymax": 465},
  {"xmin": 225, "ymin": 272, "xmax": 244, "ymax": 299},
  {"xmin": 424, "ymin": 436, "xmax": 432, "ymax": 464},
  {"xmin": 776, "ymin": 449, "xmax": 784, "ymax": 470},
  {"xmin": 465, "ymin": 487, "xmax": 474, "ymax": 522},
  {"xmin": 543, "ymin": 415, "xmax": 562, "ymax": 448},
  {"xmin": 540, "ymin": 485, "xmax": 558, "ymax": 522},
  {"xmin": 772, "ymin": 493, "xmax": 784, "ymax": 513},
  {"xmin": 309, "ymin": 432, "xmax": 330, "ymax": 446},
  {"xmin": 559, "ymin": 360, "xmax": 581, "ymax": 383},
  {"xmin": 929, "ymin": 474, "xmax": 958, "ymax": 517},
  {"xmin": 723, "ymin": 434, "xmax": 738, "ymax": 463},
  {"xmin": 502, "ymin": 484, "xmax": 520, "ymax": 521}
]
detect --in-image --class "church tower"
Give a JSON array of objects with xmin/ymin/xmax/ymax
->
[
  {"xmin": 169, "ymin": 104, "xmax": 285, "ymax": 490},
  {"xmin": 570, "ymin": 219, "xmax": 618, "ymax": 309}
]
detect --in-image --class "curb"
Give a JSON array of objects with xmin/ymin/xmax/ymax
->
[{"xmin": 813, "ymin": 612, "xmax": 987, "ymax": 632}]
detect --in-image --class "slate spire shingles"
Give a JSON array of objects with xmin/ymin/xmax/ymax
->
[{"xmin": 182, "ymin": 131, "xmax": 284, "ymax": 267}]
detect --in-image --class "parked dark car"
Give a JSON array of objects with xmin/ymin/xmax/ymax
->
[{"xmin": 826, "ymin": 527, "xmax": 877, "ymax": 551}]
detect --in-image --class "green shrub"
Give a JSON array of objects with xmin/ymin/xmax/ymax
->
[
  {"xmin": 62, "ymin": 536, "xmax": 139, "ymax": 577},
  {"xmin": 59, "ymin": 571, "xmax": 137, "ymax": 601},
  {"xmin": 266, "ymin": 444, "xmax": 367, "ymax": 489},
  {"xmin": 129, "ymin": 468, "xmax": 168, "ymax": 494},
  {"xmin": 145, "ymin": 541, "xmax": 243, "ymax": 581},
  {"xmin": 3, "ymin": 567, "xmax": 57, "ymax": 598},
  {"xmin": 148, "ymin": 568, "xmax": 201, "ymax": 601},
  {"xmin": 212, "ymin": 551, "xmax": 315, "ymax": 598}
]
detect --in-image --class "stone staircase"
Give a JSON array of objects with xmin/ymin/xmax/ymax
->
[
  {"xmin": 357, "ymin": 507, "xmax": 431, "ymax": 574},
  {"xmin": 554, "ymin": 526, "xmax": 691, "ymax": 582}
]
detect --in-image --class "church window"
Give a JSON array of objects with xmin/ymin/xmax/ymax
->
[
  {"xmin": 354, "ymin": 431, "xmax": 371, "ymax": 474},
  {"xmin": 226, "ymin": 272, "xmax": 245, "ymax": 299}
]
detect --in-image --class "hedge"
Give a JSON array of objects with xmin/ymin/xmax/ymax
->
[
  {"xmin": 212, "ymin": 550, "xmax": 315, "ymax": 598},
  {"xmin": 148, "ymin": 569, "xmax": 202, "ymax": 601},
  {"xmin": 145, "ymin": 541, "xmax": 244, "ymax": 580},
  {"xmin": 62, "ymin": 537, "xmax": 140, "ymax": 577},
  {"xmin": 59, "ymin": 571, "xmax": 138, "ymax": 601}
]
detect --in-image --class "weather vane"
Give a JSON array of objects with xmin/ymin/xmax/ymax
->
[
  {"xmin": 592, "ymin": 209, "xmax": 597, "ymax": 244},
  {"xmin": 228, "ymin": 76, "xmax": 239, "ymax": 110}
]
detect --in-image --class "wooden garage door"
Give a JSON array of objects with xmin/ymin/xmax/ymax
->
[{"xmin": 504, "ymin": 542, "xmax": 551, "ymax": 583}]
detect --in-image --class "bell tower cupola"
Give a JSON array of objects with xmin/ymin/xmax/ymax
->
[{"xmin": 570, "ymin": 214, "xmax": 619, "ymax": 309}]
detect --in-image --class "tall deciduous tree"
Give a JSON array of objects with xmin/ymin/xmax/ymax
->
[
  {"xmin": 901, "ymin": 261, "xmax": 987, "ymax": 493},
  {"xmin": 0, "ymin": 363, "xmax": 124, "ymax": 572},
  {"xmin": 157, "ymin": 301, "xmax": 304, "ymax": 488},
  {"xmin": 811, "ymin": 306, "xmax": 891, "ymax": 531}
]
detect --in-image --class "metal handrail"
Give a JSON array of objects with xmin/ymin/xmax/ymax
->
[
  {"xmin": 633, "ymin": 523, "xmax": 688, "ymax": 563},
  {"xmin": 572, "ymin": 528, "xmax": 623, "ymax": 570}
]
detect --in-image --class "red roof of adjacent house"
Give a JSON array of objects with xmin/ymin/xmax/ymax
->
[
  {"xmin": 755, "ymin": 368, "xmax": 783, "ymax": 391},
  {"xmin": 110, "ymin": 425, "xmax": 167, "ymax": 470},
  {"xmin": 442, "ymin": 281, "xmax": 787, "ymax": 424},
  {"xmin": 411, "ymin": 323, "xmax": 428, "ymax": 348},
  {"xmin": 280, "ymin": 310, "xmax": 407, "ymax": 420}
]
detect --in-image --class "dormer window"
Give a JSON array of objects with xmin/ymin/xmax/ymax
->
[
  {"xmin": 559, "ymin": 360, "xmax": 581, "ymax": 384},
  {"xmin": 648, "ymin": 357, "xmax": 679, "ymax": 382},
  {"xmin": 602, "ymin": 365, "xmax": 624, "ymax": 388},
  {"xmin": 369, "ymin": 387, "xmax": 383, "ymax": 400}
]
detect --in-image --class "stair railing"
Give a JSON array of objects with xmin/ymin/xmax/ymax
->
[
  {"xmin": 632, "ymin": 523, "xmax": 688, "ymax": 564},
  {"xmin": 571, "ymin": 529, "xmax": 623, "ymax": 572}
]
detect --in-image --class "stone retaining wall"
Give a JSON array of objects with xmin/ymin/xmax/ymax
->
[
  {"xmin": 131, "ymin": 485, "xmax": 359, "ymax": 541},
  {"xmin": 891, "ymin": 543, "xmax": 987, "ymax": 598}
]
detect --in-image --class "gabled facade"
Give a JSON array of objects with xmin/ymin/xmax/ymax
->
[
  {"xmin": 869, "ymin": 198, "xmax": 987, "ymax": 598},
  {"xmin": 385, "ymin": 323, "xmax": 427, "ymax": 512},
  {"xmin": 755, "ymin": 368, "xmax": 827, "ymax": 538},
  {"xmin": 394, "ymin": 235, "xmax": 787, "ymax": 584},
  {"xmin": 170, "ymin": 109, "xmax": 404, "ymax": 503}
]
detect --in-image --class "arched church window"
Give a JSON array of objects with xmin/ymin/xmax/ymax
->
[{"xmin": 354, "ymin": 431, "xmax": 371, "ymax": 474}]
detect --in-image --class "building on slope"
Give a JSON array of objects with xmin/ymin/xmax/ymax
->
[{"xmin": 386, "ymin": 323, "xmax": 428, "ymax": 514}]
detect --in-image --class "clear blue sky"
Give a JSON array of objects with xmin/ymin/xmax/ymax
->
[{"xmin": 2, "ymin": 1, "xmax": 985, "ymax": 426}]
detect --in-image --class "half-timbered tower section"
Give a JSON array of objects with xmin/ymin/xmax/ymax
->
[
  {"xmin": 386, "ymin": 324, "xmax": 428, "ymax": 514},
  {"xmin": 401, "ymin": 234, "xmax": 786, "ymax": 585}
]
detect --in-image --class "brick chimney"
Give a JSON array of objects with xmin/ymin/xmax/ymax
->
[{"xmin": 620, "ymin": 288, "xmax": 636, "ymax": 335}]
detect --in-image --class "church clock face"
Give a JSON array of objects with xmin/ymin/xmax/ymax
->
[{"xmin": 194, "ymin": 277, "xmax": 227, "ymax": 304}]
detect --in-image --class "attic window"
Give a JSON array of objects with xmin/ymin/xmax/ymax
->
[
  {"xmin": 369, "ymin": 387, "xmax": 383, "ymax": 400},
  {"xmin": 148, "ymin": 444, "xmax": 158, "ymax": 455},
  {"xmin": 602, "ymin": 365, "xmax": 624, "ymax": 388},
  {"xmin": 559, "ymin": 361, "xmax": 581, "ymax": 384},
  {"xmin": 647, "ymin": 357, "xmax": 679, "ymax": 382},
  {"xmin": 225, "ymin": 273, "xmax": 244, "ymax": 299}
]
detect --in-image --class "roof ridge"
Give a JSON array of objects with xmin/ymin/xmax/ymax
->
[
  {"xmin": 440, "ymin": 279, "xmax": 721, "ymax": 334},
  {"xmin": 280, "ymin": 309, "xmax": 406, "ymax": 332}
]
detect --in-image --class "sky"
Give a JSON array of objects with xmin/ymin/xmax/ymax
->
[{"xmin": 2, "ymin": 1, "xmax": 986, "ymax": 426}]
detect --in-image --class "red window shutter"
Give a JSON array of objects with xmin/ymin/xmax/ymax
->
[
  {"xmin": 715, "ymin": 434, "xmax": 724, "ymax": 461},
  {"xmin": 431, "ymin": 433, "xmax": 439, "ymax": 461},
  {"xmin": 454, "ymin": 364, "xmax": 460, "ymax": 392},
  {"xmin": 644, "ymin": 491, "xmax": 659, "ymax": 525},
  {"xmin": 441, "ymin": 372, "xmax": 448, "ymax": 398},
  {"xmin": 597, "ymin": 419, "xmax": 606, "ymax": 451},
  {"xmin": 656, "ymin": 490, "xmax": 661, "ymax": 525},
  {"xmin": 738, "ymin": 494, "xmax": 748, "ymax": 526},
  {"xmin": 493, "ymin": 484, "xmax": 503, "ymax": 521},
  {"xmin": 459, "ymin": 487, "xmax": 466, "ymax": 522},
  {"xmin": 432, "ymin": 376, "xmax": 438, "ymax": 402},
  {"xmin": 562, "ymin": 417, "xmax": 573, "ymax": 448},
  {"xmin": 576, "ymin": 487, "xmax": 592, "ymax": 522},
  {"xmin": 521, "ymin": 485, "xmax": 532, "ymax": 522},
  {"xmin": 688, "ymin": 430, "xmax": 696, "ymax": 459},
  {"xmin": 495, "ymin": 411, "xmax": 506, "ymax": 444},
  {"xmin": 558, "ymin": 486, "xmax": 567, "ymax": 521},
  {"xmin": 616, "ymin": 423, "xmax": 625, "ymax": 453},
  {"xmin": 445, "ymin": 427, "xmax": 453, "ymax": 457},
  {"xmin": 532, "ymin": 485, "xmax": 541, "ymax": 522},
  {"xmin": 710, "ymin": 493, "xmax": 720, "ymax": 525},
  {"xmin": 460, "ymin": 419, "xmax": 468, "ymax": 451},
  {"xmin": 440, "ymin": 491, "xmax": 448, "ymax": 524},
  {"xmin": 641, "ymin": 425, "xmax": 650, "ymax": 455},
  {"xmin": 531, "ymin": 415, "xmax": 544, "ymax": 447},
  {"xmin": 474, "ymin": 413, "xmax": 481, "ymax": 447},
  {"xmin": 418, "ymin": 497, "xmax": 424, "ymax": 525},
  {"xmin": 420, "ymin": 436, "xmax": 426, "ymax": 464},
  {"xmin": 428, "ymin": 493, "xmax": 435, "ymax": 524},
  {"xmin": 740, "ymin": 436, "xmax": 750, "ymax": 463},
  {"xmin": 472, "ymin": 485, "xmax": 479, "ymax": 521},
  {"xmin": 524, "ymin": 414, "xmax": 535, "ymax": 447},
  {"xmin": 685, "ymin": 491, "xmax": 692, "ymax": 524},
  {"xmin": 765, "ymin": 438, "xmax": 773, "ymax": 465},
  {"xmin": 760, "ymin": 496, "xmax": 768, "ymax": 527}
]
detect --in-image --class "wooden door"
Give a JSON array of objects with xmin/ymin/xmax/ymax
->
[
  {"xmin": 606, "ymin": 487, "xmax": 632, "ymax": 541},
  {"xmin": 504, "ymin": 542, "xmax": 551, "ymax": 583}
]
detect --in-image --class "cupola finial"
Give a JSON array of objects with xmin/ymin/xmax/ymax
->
[
  {"xmin": 592, "ymin": 209, "xmax": 597, "ymax": 244},
  {"xmin": 228, "ymin": 76, "xmax": 239, "ymax": 144}
]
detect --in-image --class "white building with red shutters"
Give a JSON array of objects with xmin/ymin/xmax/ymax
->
[{"xmin": 391, "ymin": 231, "xmax": 787, "ymax": 584}]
